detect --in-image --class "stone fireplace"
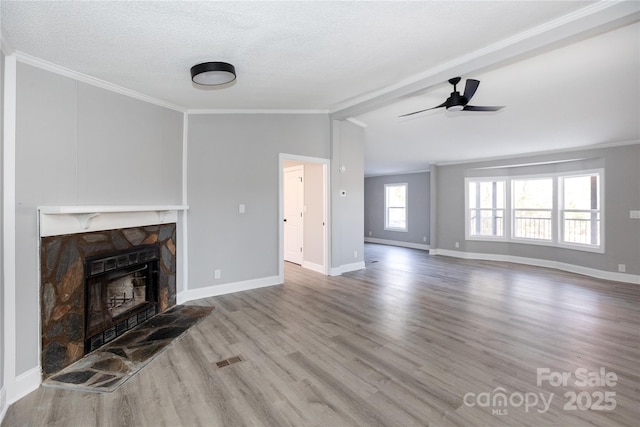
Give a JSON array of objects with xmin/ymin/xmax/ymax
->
[{"xmin": 40, "ymin": 223, "xmax": 177, "ymax": 378}]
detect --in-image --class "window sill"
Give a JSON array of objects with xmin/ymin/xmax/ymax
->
[{"xmin": 384, "ymin": 228, "xmax": 408, "ymax": 233}]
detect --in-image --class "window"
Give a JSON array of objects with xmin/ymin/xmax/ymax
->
[
  {"xmin": 465, "ymin": 169, "xmax": 603, "ymax": 252},
  {"xmin": 512, "ymin": 178, "xmax": 553, "ymax": 241},
  {"xmin": 560, "ymin": 173, "xmax": 600, "ymax": 247},
  {"xmin": 467, "ymin": 180, "xmax": 505, "ymax": 237},
  {"xmin": 385, "ymin": 183, "xmax": 407, "ymax": 231}
]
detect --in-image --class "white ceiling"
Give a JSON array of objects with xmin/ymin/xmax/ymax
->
[{"xmin": 2, "ymin": 1, "xmax": 639, "ymax": 176}]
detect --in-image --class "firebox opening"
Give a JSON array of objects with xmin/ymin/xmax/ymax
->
[{"xmin": 84, "ymin": 245, "xmax": 159, "ymax": 353}]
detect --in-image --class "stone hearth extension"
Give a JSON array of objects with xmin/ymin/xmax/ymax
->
[{"xmin": 43, "ymin": 305, "xmax": 214, "ymax": 393}]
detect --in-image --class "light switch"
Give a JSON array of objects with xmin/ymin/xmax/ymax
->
[
  {"xmin": 239, "ymin": 204, "xmax": 245, "ymax": 214},
  {"xmin": 630, "ymin": 210, "xmax": 640, "ymax": 219}
]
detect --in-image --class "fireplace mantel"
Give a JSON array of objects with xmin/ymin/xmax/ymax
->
[{"xmin": 38, "ymin": 205, "xmax": 188, "ymax": 237}]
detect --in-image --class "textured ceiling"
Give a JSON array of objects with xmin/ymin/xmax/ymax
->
[
  {"xmin": 1, "ymin": 0, "xmax": 603, "ymax": 110},
  {"xmin": 2, "ymin": 1, "xmax": 639, "ymax": 175}
]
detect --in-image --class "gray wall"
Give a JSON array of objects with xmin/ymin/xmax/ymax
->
[
  {"xmin": 331, "ymin": 120, "xmax": 365, "ymax": 268},
  {"xmin": 1, "ymin": 48, "xmax": 5, "ymax": 393},
  {"xmin": 187, "ymin": 114, "xmax": 331, "ymax": 288},
  {"xmin": 364, "ymin": 172, "xmax": 430, "ymax": 245},
  {"xmin": 435, "ymin": 143, "xmax": 640, "ymax": 275},
  {"xmin": 14, "ymin": 63, "xmax": 183, "ymax": 375}
]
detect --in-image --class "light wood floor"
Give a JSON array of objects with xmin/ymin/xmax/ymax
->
[{"xmin": 3, "ymin": 244, "xmax": 639, "ymax": 426}]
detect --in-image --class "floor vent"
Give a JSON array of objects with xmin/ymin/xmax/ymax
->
[{"xmin": 216, "ymin": 356, "xmax": 242, "ymax": 368}]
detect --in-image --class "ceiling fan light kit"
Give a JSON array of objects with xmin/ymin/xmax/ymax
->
[
  {"xmin": 191, "ymin": 62, "xmax": 236, "ymax": 86},
  {"xmin": 401, "ymin": 77, "xmax": 504, "ymax": 117}
]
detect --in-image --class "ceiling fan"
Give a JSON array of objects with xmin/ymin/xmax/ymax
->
[{"xmin": 400, "ymin": 77, "xmax": 504, "ymax": 117}]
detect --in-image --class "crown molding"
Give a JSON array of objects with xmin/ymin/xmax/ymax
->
[
  {"xmin": 14, "ymin": 51, "xmax": 186, "ymax": 112},
  {"xmin": 11, "ymin": 51, "xmax": 330, "ymax": 116},
  {"xmin": 187, "ymin": 108, "xmax": 329, "ymax": 115}
]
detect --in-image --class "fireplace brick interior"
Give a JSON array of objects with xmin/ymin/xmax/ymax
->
[{"xmin": 40, "ymin": 223, "xmax": 177, "ymax": 377}]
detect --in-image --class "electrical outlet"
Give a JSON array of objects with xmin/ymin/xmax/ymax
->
[
  {"xmin": 423, "ymin": 236, "xmax": 427, "ymax": 242},
  {"xmin": 455, "ymin": 241, "xmax": 460, "ymax": 248},
  {"xmin": 214, "ymin": 269, "xmax": 221, "ymax": 279},
  {"xmin": 354, "ymin": 250, "xmax": 358, "ymax": 258},
  {"xmin": 369, "ymin": 231, "xmax": 372, "ymax": 236},
  {"xmin": 618, "ymin": 264, "xmax": 626, "ymax": 273}
]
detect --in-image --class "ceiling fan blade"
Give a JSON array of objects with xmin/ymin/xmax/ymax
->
[
  {"xmin": 462, "ymin": 105, "xmax": 504, "ymax": 112},
  {"xmin": 463, "ymin": 79, "xmax": 480, "ymax": 102},
  {"xmin": 399, "ymin": 101, "xmax": 446, "ymax": 117}
]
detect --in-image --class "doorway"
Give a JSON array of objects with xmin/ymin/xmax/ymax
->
[{"xmin": 279, "ymin": 154, "xmax": 330, "ymax": 280}]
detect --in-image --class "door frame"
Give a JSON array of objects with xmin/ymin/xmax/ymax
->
[{"xmin": 278, "ymin": 153, "xmax": 330, "ymax": 281}]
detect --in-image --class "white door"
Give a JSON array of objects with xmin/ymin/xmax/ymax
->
[{"xmin": 284, "ymin": 166, "xmax": 304, "ymax": 265}]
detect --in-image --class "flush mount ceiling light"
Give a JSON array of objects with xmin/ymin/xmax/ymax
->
[{"xmin": 190, "ymin": 62, "xmax": 236, "ymax": 86}]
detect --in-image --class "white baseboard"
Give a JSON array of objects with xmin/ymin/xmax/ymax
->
[
  {"xmin": 177, "ymin": 275, "xmax": 282, "ymax": 304},
  {"xmin": 433, "ymin": 248, "xmax": 640, "ymax": 285},
  {"xmin": 10, "ymin": 366, "xmax": 41, "ymax": 405},
  {"xmin": 1, "ymin": 386, "xmax": 7, "ymax": 424},
  {"xmin": 330, "ymin": 261, "xmax": 366, "ymax": 276},
  {"xmin": 302, "ymin": 260, "xmax": 326, "ymax": 275},
  {"xmin": 364, "ymin": 237, "xmax": 430, "ymax": 251},
  {"xmin": 1, "ymin": 366, "xmax": 42, "ymax": 423}
]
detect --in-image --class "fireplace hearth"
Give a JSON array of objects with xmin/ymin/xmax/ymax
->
[{"xmin": 40, "ymin": 223, "xmax": 177, "ymax": 377}]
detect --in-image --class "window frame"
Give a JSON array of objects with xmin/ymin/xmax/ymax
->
[
  {"xmin": 384, "ymin": 183, "xmax": 408, "ymax": 232},
  {"xmin": 465, "ymin": 169, "xmax": 604, "ymax": 253},
  {"xmin": 558, "ymin": 170, "xmax": 604, "ymax": 252},
  {"xmin": 464, "ymin": 178, "xmax": 507, "ymax": 241}
]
